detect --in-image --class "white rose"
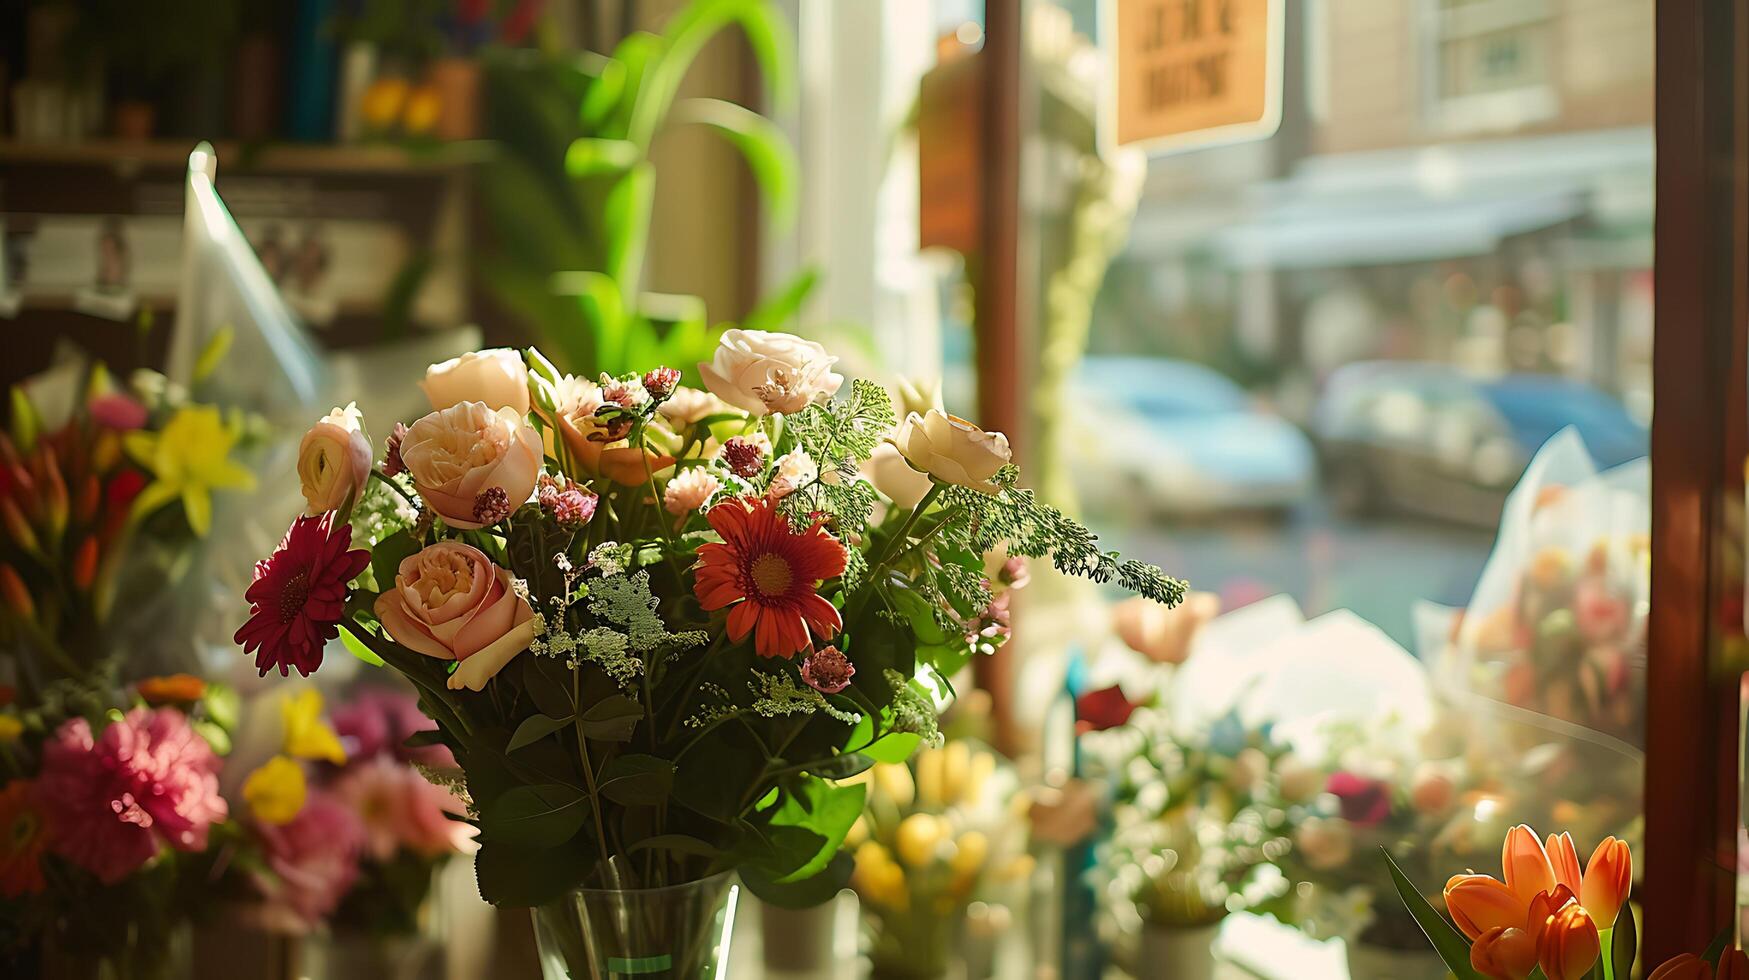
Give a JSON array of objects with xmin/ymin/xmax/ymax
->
[
  {"xmin": 864, "ymin": 443, "xmax": 932, "ymax": 509},
  {"xmin": 892, "ymin": 410, "xmax": 1011, "ymax": 493},
  {"xmin": 698, "ymin": 329, "xmax": 843, "ymax": 416},
  {"xmin": 421, "ymin": 349, "xmax": 531, "ymax": 416},
  {"xmin": 658, "ymin": 385, "xmax": 734, "ymax": 426},
  {"xmin": 297, "ymin": 402, "xmax": 373, "ymax": 515}
]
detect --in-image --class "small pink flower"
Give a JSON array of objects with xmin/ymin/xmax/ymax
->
[
  {"xmin": 333, "ymin": 757, "xmax": 474, "ymax": 861},
  {"xmin": 36, "ymin": 708, "xmax": 227, "ymax": 883},
  {"xmin": 383, "ymin": 422, "xmax": 410, "ymax": 477},
  {"xmin": 89, "ymin": 393, "xmax": 149, "ymax": 431},
  {"xmin": 331, "ymin": 688, "xmax": 454, "ymax": 768},
  {"xmin": 800, "ymin": 646, "xmax": 855, "ymax": 694},
  {"xmin": 664, "ymin": 468, "xmax": 721, "ymax": 515},
  {"xmin": 252, "ymin": 790, "xmax": 366, "ymax": 934},
  {"xmin": 641, "ymin": 367, "xmax": 681, "ymax": 402},
  {"xmin": 719, "ymin": 437, "xmax": 767, "ymax": 479},
  {"xmin": 472, "ymin": 486, "xmax": 513, "ymax": 525},
  {"xmin": 1326, "ymin": 771, "xmax": 1392, "ymax": 828}
]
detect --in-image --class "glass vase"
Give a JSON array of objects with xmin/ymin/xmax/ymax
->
[{"xmin": 533, "ymin": 871, "xmax": 740, "ymax": 980}]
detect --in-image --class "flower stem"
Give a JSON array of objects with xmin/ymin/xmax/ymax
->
[{"xmin": 573, "ymin": 666, "xmax": 616, "ymax": 882}]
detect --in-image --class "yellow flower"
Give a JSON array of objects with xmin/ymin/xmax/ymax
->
[
  {"xmin": 0, "ymin": 713, "xmax": 22, "ymax": 742},
  {"xmin": 123, "ymin": 405, "xmax": 255, "ymax": 536},
  {"xmin": 895, "ymin": 813, "xmax": 943, "ymax": 867},
  {"xmin": 243, "ymin": 755, "xmax": 307, "ymax": 825},
  {"xmin": 280, "ymin": 689, "xmax": 346, "ymax": 764}
]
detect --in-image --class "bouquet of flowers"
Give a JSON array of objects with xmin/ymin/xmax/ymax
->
[
  {"xmin": 0, "ymin": 672, "xmax": 237, "ymax": 978},
  {"xmin": 847, "ymin": 740, "xmax": 1032, "ymax": 979},
  {"xmin": 234, "ymin": 332, "xmax": 1183, "ymax": 975},
  {"xmin": 1080, "ymin": 702, "xmax": 1307, "ymax": 952}
]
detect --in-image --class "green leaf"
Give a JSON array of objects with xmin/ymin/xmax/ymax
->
[
  {"xmin": 602, "ymin": 163, "xmax": 655, "ymax": 301},
  {"xmin": 507, "ymin": 714, "xmax": 575, "ymax": 753},
  {"xmin": 1703, "ymin": 927, "xmax": 1731, "ymax": 964},
  {"xmin": 580, "ymin": 57, "xmax": 627, "ymax": 127},
  {"xmin": 370, "ymin": 530, "xmax": 420, "ymax": 596},
  {"xmin": 192, "ymin": 719, "xmax": 231, "ymax": 756},
  {"xmin": 340, "ymin": 624, "xmax": 386, "ymax": 667},
  {"xmin": 475, "ymin": 839, "xmax": 595, "ymax": 908},
  {"xmin": 742, "ymin": 267, "xmax": 819, "ymax": 334},
  {"xmin": 599, "ymin": 754, "xmax": 676, "ymax": 806},
  {"xmin": 768, "ymin": 780, "xmax": 866, "ymax": 884},
  {"xmin": 671, "ymin": 97, "xmax": 797, "ymax": 228},
  {"xmin": 805, "ymin": 752, "xmax": 874, "ymax": 780},
  {"xmin": 553, "ymin": 270, "xmax": 627, "ymax": 370},
  {"xmin": 404, "ymin": 729, "xmax": 446, "ymax": 748},
  {"xmin": 861, "ymin": 732, "xmax": 922, "ymax": 765},
  {"xmin": 565, "ymin": 137, "xmax": 641, "ymax": 177},
  {"xmin": 1381, "ymin": 847, "xmax": 1483, "ymax": 979},
  {"xmin": 628, "ymin": 834, "xmax": 718, "ymax": 859},
  {"xmin": 482, "ymin": 783, "xmax": 589, "ymax": 848},
  {"xmin": 8, "ymin": 386, "xmax": 39, "ymax": 453},
  {"xmin": 741, "ymin": 849, "xmax": 853, "ymax": 910},
  {"xmin": 578, "ymin": 696, "xmax": 643, "ymax": 742},
  {"xmin": 1610, "ymin": 913, "xmax": 1635, "ymax": 980},
  {"xmin": 201, "ymin": 682, "xmax": 240, "ymax": 730}
]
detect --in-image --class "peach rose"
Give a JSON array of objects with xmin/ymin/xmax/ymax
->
[
  {"xmin": 298, "ymin": 403, "xmax": 373, "ymax": 515},
  {"xmin": 548, "ymin": 375, "xmax": 675, "ymax": 487},
  {"xmin": 420, "ymin": 349, "xmax": 530, "ymax": 416},
  {"xmin": 892, "ymin": 410, "xmax": 1011, "ymax": 493},
  {"xmin": 373, "ymin": 541, "xmax": 538, "ymax": 691},
  {"xmin": 400, "ymin": 401, "xmax": 542, "ymax": 530},
  {"xmin": 698, "ymin": 329, "xmax": 843, "ymax": 416},
  {"xmin": 658, "ymin": 385, "xmax": 733, "ymax": 426}
]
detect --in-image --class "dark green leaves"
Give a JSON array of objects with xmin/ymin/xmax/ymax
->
[
  {"xmin": 482, "ymin": 783, "xmax": 590, "ymax": 849},
  {"xmin": 579, "ymin": 695, "xmax": 644, "ymax": 742},
  {"xmin": 1381, "ymin": 847, "xmax": 1483, "ymax": 980},
  {"xmin": 370, "ymin": 528, "xmax": 420, "ymax": 591},
  {"xmin": 475, "ymin": 839, "xmax": 596, "ymax": 908},
  {"xmin": 507, "ymin": 714, "xmax": 576, "ymax": 753},
  {"xmin": 1610, "ymin": 911, "xmax": 1636, "ymax": 979},
  {"xmin": 600, "ymin": 754, "xmax": 676, "ymax": 806}
]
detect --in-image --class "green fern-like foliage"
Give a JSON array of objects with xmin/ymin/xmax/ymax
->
[
  {"xmin": 938, "ymin": 468, "xmax": 1187, "ymax": 607},
  {"xmin": 780, "ymin": 379, "xmax": 895, "ymax": 592}
]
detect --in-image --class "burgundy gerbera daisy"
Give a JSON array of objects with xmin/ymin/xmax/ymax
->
[
  {"xmin": 235, "ymin": 513, "xmax": 370, "ymax": 677},
  {"xmin": 693, "ymin": 495, "xmax": 847, "ymax": 659}
]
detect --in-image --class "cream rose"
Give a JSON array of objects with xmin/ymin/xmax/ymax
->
[
  {"xmin": 698, "ymin": 329, "xmax": 843, "ymax": 416},
  {"xmin": 297, "ymin": 403, "xmax": 373, "ymax": 516},
  {"xmin": 400, "ymin": 401, "xmax": 542, "ymax": 530},
  {"xmin": 658, "ymin": 385, "xmax": 733, "ymax": 426},
  {"xmin": 373, "ymin": 542, "xmax": 538, "ymax": 691},
  {"xmin": 864, "ymin": 443, "xmax": 932, "ymax": 509},
  {"xmin": 420, "ymin": 349, "xmax": 530, "ymax": 416},
  {"xmin": 892, "ymin": 410, "xmax": 1011, "ymax": 493}
]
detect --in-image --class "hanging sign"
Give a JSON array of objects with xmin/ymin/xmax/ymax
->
[{"xmin": 1105, "ymin": 0, "xmax": 1284, "ymax": 153}]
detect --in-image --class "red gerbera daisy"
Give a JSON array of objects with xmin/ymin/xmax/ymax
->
[
  {"xmin": 693, "ymin": 495, "xmax": 847, "ymax": 659},
  {"xmin": 235, "ymin": 513, "xmax": 370, "ymax": 677}
]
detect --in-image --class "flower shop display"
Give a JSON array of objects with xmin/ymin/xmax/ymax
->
[
  {"xmin": 1383, "ymin": 821, "xmax": 1749, "ymax": 980},
  {"xmin": 234, "ymin": 332, "xmax": 1185, "ymax": 978},
  {"xmin": 847, "ymin": 740, "xmax": 1032, "ymax": 979},
  {"xmin": 1080, "ymin": 698, "xmax": 1308, "ymax": 980},
  {"xmin": 0, "ymin": 673, "xmax": 239, "ymax": 979}
]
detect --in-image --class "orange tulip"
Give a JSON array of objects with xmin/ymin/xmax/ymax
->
[
  {"xmin": 1546, "ymin": 832, "xmax": 1583, "ymax": 894},
  {"xmin": 137, "ymin": 673, "xmax": 207, "ymax": 705},
  {"xmin": 1445, "ymin": 873, "xmax": 1525, "ymax": 941},
  {"xmin": 1526, "ymin": 885, "xmax": 1578, "ymax": 944},
  {"xmin": 1580, "ymin": 836, "xmax": 1631, "ymax": 927},
  {"xmin": 70, "ymin": 535, "xmax": 98, "ymax": 591},
  {"xmin": 1720, "ymin": 949, "xmax": 1749, "ymax": 980},
  {"xmin": 0, "ymin": 564, "xmax": 32, "ymax": 619},
  {"xmin": 1536, "ymin": 902, "xmax": 1601, "ymax": 980},
  {"xmin": 1503, "ymin": 824, "xmax": 1557, "ymax": 905},
  {"xmin": 1471, "ymin": 926, "xmax": 1538, "ymax": 980},
  {"xmin": 1648, "ymin": 954, "xmax": 1712, "ymax": 980}
]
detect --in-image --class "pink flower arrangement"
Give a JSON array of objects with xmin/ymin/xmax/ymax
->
[
  {"xmin": 333, "ymin": 757, "xmax": 475, "ymax": 860},
  {"xmin": 35, "ymin": 707, "xmax": 227, "ymax": 883},
  {"xmin": 330, "ymin": 687, "xmax": 454, "ymax": 769},
  {"xmin": 253, "ymin": 789, "xmax": 367, "ymax": 932}
]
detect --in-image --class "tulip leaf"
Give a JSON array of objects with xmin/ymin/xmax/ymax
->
[
  {"xmin": 1381, "ymin": 847, "xmax": 1486, "ymax": 980},
  {"xmin": 1703, "ymin": 927, "xmax": 1731, "ymax": 964},
  {"xmin": 507, "ymin": 713, "xmax": 576, "ymax": 753},
  {"xmin": 1610, "ymin": 913, "xmax": 1635, "ymax": 980}
]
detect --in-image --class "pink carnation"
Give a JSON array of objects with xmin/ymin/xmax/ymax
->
[
  {"xmin": 36, "ymin": 707, "xmax": 227, "ymax": 883},
  {"xmin": 253, "ymin": 790, "xmax": 366, "ymax": 933},
  {"xmin": 333, "ymin": 757, "xmax": 475, "ymax": 861}
]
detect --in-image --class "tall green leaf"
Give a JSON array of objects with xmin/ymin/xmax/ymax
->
[
  {"xmin": 671, "ymin": 97, "xmax": 798, "ymax": 227},
  {"xmin": 1381, "ymin": 848, "xmax": 1484, "ymax": 980},
  {"xmin": 742, "ymin": 267, "xmax": 819, "ymax": 333}
]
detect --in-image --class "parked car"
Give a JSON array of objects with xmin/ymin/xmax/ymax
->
[
  {"xmin": 1310, "ymin": 362, "xmax": 1647, "ymax": 525},
  {"xmin": 1070, "ymin": 357, "xmax": 1315, "ymax": 518}
]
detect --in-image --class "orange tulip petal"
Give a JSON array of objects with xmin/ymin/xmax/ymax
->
[
  {"xmin": 1471, "ymin": 926, "xmax": 1538, "ymax": 980},
  {"xmin": 1503, "ymin": 824, "xmax": 1558, "ymax": 906},
  {"xmin": 1718, "ymin": 949, "xmax": 1749, "ymax": 980},
  {"xmin": 1444, "ymin": 874, "xmax": 1527, "ymax": 941},
  {"xmin": 1648, "ymin": 954, "xmax": 1713, "ymax": 980},
  {"xmin": 1580, "ymin": 837, "xmax": 1632, "ymax": 928},
  {"xmin": 1546, "ymin": 832, "xmax": 1583, "ymax": 895},
  {"xmin": 1536, "ymin": 903, "xmax": 1601, "ymax": 980}
]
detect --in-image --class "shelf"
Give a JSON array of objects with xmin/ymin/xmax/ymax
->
[{"xmin": 0, "ymin": 138, "xmax": 489, "ymax": 175}]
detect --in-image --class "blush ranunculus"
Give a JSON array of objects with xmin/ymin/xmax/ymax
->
[
  {"xmin": 420, "ymin": 348, "xmax": 531, "ymax": 416},
  {"xmin": 698, "ymin": 329, "xmax": 844, "ymax": 416},
  {"xmin": 374, "ymin": 541, "xmax": 539, "ymax": 691},
  {"xmin": 892, "ymin": 409, "xmax": 1011, "ymax": 494},
  {"xmin": 297, "ymin": 402, "xmax": 373, "ymax": 515},
  {"xmin": 400, "ymin": 401, "xmax": 542, "ymax": 530}
]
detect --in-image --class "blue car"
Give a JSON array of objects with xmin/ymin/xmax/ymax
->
[
  {"xmin": 1071, "ymin": 357, "xmax": 1316, "ymax": 517},
  {"xmin": 1311, "ymin": 362, "xmax": 1648, "ymax": 525}
]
